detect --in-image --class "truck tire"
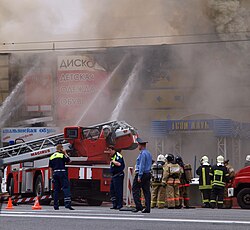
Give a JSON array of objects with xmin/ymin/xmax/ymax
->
[
  {"xmin": 87, "ymin": 198, "xmax": 103, "ymax": 206},
  {"xmin": 35, "ymin": 175, "xmax": 51, "ymax": 205},
  {"xmin": 237, "ymin": 188, "xmax": 250, "ymax": 209}
]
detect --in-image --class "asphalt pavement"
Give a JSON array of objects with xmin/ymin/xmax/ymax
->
[{"xmin": 0, "ymin": 203, "xmax": 249, "ymax": 230}]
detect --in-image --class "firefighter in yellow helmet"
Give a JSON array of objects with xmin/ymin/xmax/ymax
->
[
  {"xmin": 209, "ymin": 155, "xmax": 229, "ymax": 209},
  {"xmin": 196, "ymin": 155, "xmax": 212, "ymax": 208},
  {"xmin": 162, "ymin": 154, "xmax": 183, "ymax": 209},
  {"xmin": 151, "ymin": 154, "xmax": 166, "ymax": 209}
]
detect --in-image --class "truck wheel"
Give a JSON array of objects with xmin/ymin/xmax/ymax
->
[
  {"xmin": 87, "ymin": 198, "xmax": 103, "ymax": 206},
  {"xmin": 35, "ymin": 175, "xmax": 51, "ymax": 205},
  {"xmin": 237, "ymin": 188, "xmax": 250, "ymax": 209}
]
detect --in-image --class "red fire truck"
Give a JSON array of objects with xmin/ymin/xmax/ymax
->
[
  {"xmin": 228, "ymin": 165, "xmax": 250, "ymax": 209},
  {"xmin": 0, "ymin": 121, "xmax": 138, "ymax": 206}
]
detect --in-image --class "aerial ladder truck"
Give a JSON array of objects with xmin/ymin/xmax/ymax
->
[{"xmin": 0, "ymin": 120, "xmax": 138, "ymax": 206}]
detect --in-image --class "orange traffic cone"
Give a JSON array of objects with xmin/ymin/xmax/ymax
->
[
  {"xmin": 5, "ymin": 197, "xmax": 14, "ymax": 210},
  {"xmin": 32, "ymin": 196, "xmax": 42, "ymax": 210}
]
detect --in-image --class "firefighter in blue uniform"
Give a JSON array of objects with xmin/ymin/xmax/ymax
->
[
  {"xmin": 49, "ymin": 144, "xmax": 74, "ymax": 210},
  {"xmin": 108, "ymin": 145, "xmax": 125, "ymax": 210}
]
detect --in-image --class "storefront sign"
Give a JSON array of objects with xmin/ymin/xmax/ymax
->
[{"xmin": 1, "ymin": 127, "xmax": 61, "ymax": 143}]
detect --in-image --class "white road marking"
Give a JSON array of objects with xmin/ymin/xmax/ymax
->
[
  {"xmin": 0, "ymin": 211, "xmax": 143, "ymax": 217},
  {"xmin": 0, "ymin": 213, "xmax": 250, "ymax": 225}
]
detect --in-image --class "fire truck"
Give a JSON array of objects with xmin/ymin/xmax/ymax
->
[
  {"xmin": 0, "ymin": 120, "xmax": 138, "ymax": 206},
  {"xmin": 228, "ymin": 165, "xmax": 250, "ymax": 209}
]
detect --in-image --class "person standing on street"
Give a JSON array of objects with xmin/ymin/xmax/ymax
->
[
  {"xmin": 49, "ymin": 144, "xmax": 74, "ymax": 210},
  {"xmin": 196, "ymin": 155, "xmax": 212, "ymax": 208},
  {"xmin": 175, "ymin": 155, "xmax": 193, "ymax": 208},
  {"xmin": 209, "ymin": 155, "xmax": 229, "ymax": 209},
  {"xmin": 132, "ymin": 138, "xmax": 152, "ymax": 213},
  {"xmin": 162, "ymin": 154, "xmax": 183, "ymax": 209},
  {"xmin": 244, "ymin": 155, "xmax": 250, "ymax": 167},
  {"xmin": 108, "ymin": 145, "xmax": 125, "ymax": 210},
  {"xmin": 151, "ymin": 154, "xmax": 166, "ymax": 209},
  {"xmin": 223, "ymin": 159, "xmax": 235, "ymax": 209}
]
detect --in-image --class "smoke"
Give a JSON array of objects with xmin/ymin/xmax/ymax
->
[
  {"xmin": 1, "ymin": 0, "xmax": 250, "ymax": 168},
  {"xmin": 208, "ymin": 0, "xmax": 249, "ymax": 34},
  {"xmin": 0, "ymin": 0, "xmax": 213, "ymax": 44},
  {"xmin": 0, "ymin": 0, "xmax": 84, "ymax": 42}
]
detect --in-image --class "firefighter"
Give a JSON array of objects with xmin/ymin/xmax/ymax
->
[
  {"xmin": 162, "ymin": 154, "xmax": 183, "ymax": 209},
  {"xmin": 103, "ymin": 125, "xmax": 116, "ymax": 146},
  {"xmin": 223, "ymin": 159, "xmax": 235, "ymax": 209},
  {"xmin": 196, "ymin": 155, "xmax": 212, "ymax": 208},
  {"xmin": 176, "ymin": 155, "xmax": 193, "ymax": 208},
  {"xmin": 209, "ymin": 155, "xmax": 229, "ymax": 209},
  {"xmin": 108, "ymin": 145, "xmax": 125, "ymax": 210},
  {"xmin": 49, "ymin": 144, "xmax": 74, "ymax": 210},
  {"xmin": 245, "ymin": 155, "xmax": 250, "ymax": 167},
  {"xmin": 151, "ymin": 154, "xmax": 165, "ymax": 209}
]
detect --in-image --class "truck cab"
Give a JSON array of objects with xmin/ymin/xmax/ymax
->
[{"xmin": 228, "ymin": 166, "xmax": 250, "ymax": 209}]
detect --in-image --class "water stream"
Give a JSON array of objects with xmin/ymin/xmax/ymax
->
[
  {"xmin": 110, "ymin": 57, "xmax": 143, "ymax": 121},
  {"xmin": 0, "ymin": 66, "xmax": 37, "ymax": 128},
  {"xmin": 76, "ymin": 54, "xmax": 129, "ymax": 125}
]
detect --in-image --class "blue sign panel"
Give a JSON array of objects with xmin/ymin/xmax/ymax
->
[
  {"xmin": 166, "ymin": 119, "xmax": 214, "ymax": 132},
  {"xmin": 152, "ymin": 119, "xmax": 250, "ymax": 138}
]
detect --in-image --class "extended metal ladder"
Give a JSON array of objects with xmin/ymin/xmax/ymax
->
[{"xmin": 0, "ymin": 133, "xmax": 68, "ymax": 165}]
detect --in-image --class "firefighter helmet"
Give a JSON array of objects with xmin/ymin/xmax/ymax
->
[
  {"xmin": 175, "ymin": 155, "xmax": 183, "ymax": 165},
  {"xmin": 157, "ymin": 154, "xmax": 165, "ymax": 162},
  {"xmin": 200, "ymin": 155, "xmax": 209, "ymax": 164},
  {"xmin": 166, "ymin": 154, "xmax": 174, "ymax": 163},
  {"xmin": 246, "ymin": 155, "xmax": 250, "ymax": 162},
  {"xmin": 217, "ymin": 155, "xmax": 224, "ymax": 163}
]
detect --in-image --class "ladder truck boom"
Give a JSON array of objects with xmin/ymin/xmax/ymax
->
[{"xmin": 0, "ymin": 133, "xmax": 69, "ymax": 166}]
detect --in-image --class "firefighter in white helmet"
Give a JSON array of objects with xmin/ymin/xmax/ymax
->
[
  {"xmin": 245, "ymin": 155, "xmax": 250, "ymax": 167},
  {"xmin": 209, "ymin": 155, "xmax": 229, "ymax": 209},
  {"xmin": 196, "ymin": 155, "xmax": 212, "ymax": 208},
  {"xmin": 151, "ymin": 154, "xmax": 166, "ymax": 209}
]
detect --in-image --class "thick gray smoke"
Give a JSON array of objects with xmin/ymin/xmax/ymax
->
[
  {"xmin": 1, "ymin": 0, "xmax": 250, "ymax": 168},
  {"xmin": 208, "ymin": 0, "xmax": 249, "ymax": 34},
  {"xmin": 0, "ymin": 0, "xmax": 212, "ymax": 44}
]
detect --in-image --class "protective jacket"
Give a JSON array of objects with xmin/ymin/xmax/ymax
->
[
  {"xmin": 209, "ymin": 164, "xmax": 229, "ymax": 188},
  {"xmin": 196, "ymin": 164, "xmax": 212, "ymax": 190},
  {"xmin": 162, "ymin": 163, "xmax": 182, "ymax": 184},
  {"xmin": 49, "ymin": 151, "xmax": 70, "ymax": 170},
  {"xmin": 110, "ymin": 152, "xmax": 125, "ymax": 176}
]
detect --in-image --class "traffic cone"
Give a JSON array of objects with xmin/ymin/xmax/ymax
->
[
  {"xmin": 32, "ymin": 196, "xmax": 42, "ymax": 210},
  {"xmin": 5, "ymin": 197, "xmax": 14, "ymax": 210}
]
